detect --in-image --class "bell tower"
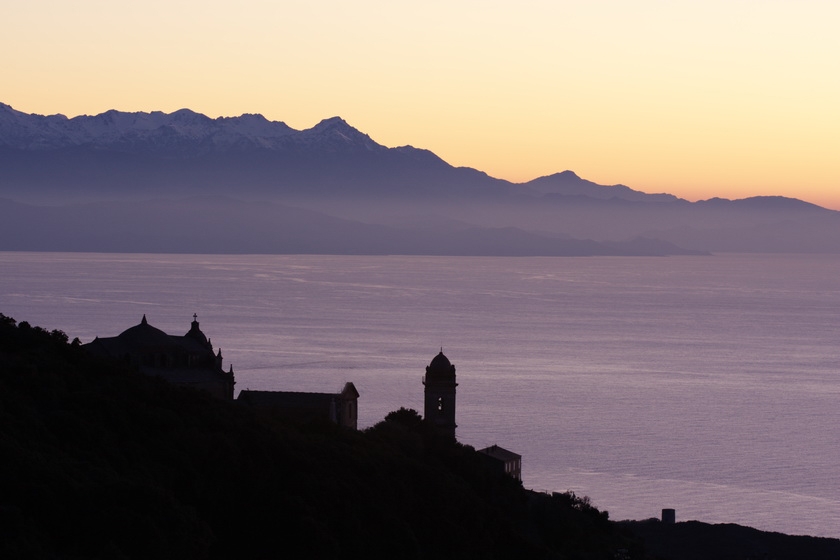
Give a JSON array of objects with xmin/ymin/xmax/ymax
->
[{"xmin": 423, "ymin": 350, "xmax": 458, "ymax": 439}]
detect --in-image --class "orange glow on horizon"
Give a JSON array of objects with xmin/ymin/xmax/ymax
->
[{"xmin": 2, "ymin": 1, "xmax": 838, "ymax": 211}]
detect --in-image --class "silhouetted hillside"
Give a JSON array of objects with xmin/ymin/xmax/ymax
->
[
  {"xmin": 3, "ymin": 313, "xmax": 839, "ymax": 559},
  {"xmin": 0, "ymin": 313, "xmax": 629, "ymax": 559},
  {"xmin": 620, "ymin": 519, "xmax": 840, "ymax": 560}
]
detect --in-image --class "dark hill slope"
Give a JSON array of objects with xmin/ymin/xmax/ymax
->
[
  {"xmin": 2, "ymin": 314, "xmax": 838, "ymax": 559},
  {"xmin": 0, "ymin": 314, "xmax": 626, "ymax": 559},
  {"xmin": 620, "ymin": 519, "xmax": 840, "ymax": 560}
]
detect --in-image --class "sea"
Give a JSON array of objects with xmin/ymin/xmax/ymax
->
[{"xmin": 2, "ymin": 251, "xmax": 839, "ymax": 538}]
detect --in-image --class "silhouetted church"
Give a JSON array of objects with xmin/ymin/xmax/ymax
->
[
  {"xmin": 423, "ymin": 350, "xmax": 458, "ymax": 439},
  {"xmin": 237, "ymin": 383, "xmax": 359, "ymax": 430},
  {"xmin": 84, "ymin": 315, "xmax": 361, "ymax": 429},
  {"xmin": 83, "ymin": 315, "xmax": 235, "ymax": 400}
]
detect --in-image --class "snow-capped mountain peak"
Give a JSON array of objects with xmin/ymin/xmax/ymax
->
[{"xmin": 0, "ymin": 104, "xmax": 382, "ymax": 153}]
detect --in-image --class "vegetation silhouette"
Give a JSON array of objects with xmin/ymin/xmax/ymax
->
[{"xmin": 2, "ymin": 313, "xmax": 838, "ymax": 559}]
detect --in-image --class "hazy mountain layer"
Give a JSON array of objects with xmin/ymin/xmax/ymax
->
[{"xmin": 1, "ymin": 103, "xmax": 838, "ymax": 254}]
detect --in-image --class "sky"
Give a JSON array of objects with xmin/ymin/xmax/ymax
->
[{"xmin": 3, "ymin": 1, "xmax": 839, "ymax": 209}]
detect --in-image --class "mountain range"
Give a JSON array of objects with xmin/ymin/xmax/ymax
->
[{"xmin": 1, "ymin": 102, "xmax": 838, "ymax": 255}]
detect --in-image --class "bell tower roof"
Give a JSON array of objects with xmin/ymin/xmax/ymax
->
[
  {"xmin": 425, "ymin": 350, "xmax": 456, "ymax": 381},
  {"xmin": 430, "ymin": 350, "xmax": 451, "ymax": 369}
]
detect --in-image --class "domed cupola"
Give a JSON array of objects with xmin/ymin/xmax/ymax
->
[
  {"xmin": 423, "ymin": 350, "xmax": 458, "ymax": 439},
  {"xmin": 185, "ymin": 313, "xmax": 210, "ymax": 348},
  {"xmin": 426, "ymin": 351, "xmax": 455, "ymax": 380},
  {"xmin": 118, "ymin": 314, "xmax": 172, "ymax": 347}
]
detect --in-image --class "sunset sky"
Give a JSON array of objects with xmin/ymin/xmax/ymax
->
[{"xmin": 4, "ymin": 1, "xmax": 839, "ymax": 209}]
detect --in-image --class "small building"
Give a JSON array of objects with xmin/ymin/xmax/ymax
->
[
  {"xmin": 83, "ymin": 314, "xmax": 235, "ymax": 400},
  {"xmin": 478, "ymin": 444, "xmax": 522, "ymax": 481},
  {"xmin": 237, "ymin": 382, "xmax": 359, "ymax": 430}
]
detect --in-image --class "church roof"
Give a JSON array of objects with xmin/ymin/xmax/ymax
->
[
  {"xmin": 184, "ymin": 315, "xmax": 209, "ymax": 345},
  {"xmin": 238, "ymin": 390, "xmax": 336, "ymax": 410},
  {"xmin": 478, "ymin": 444, "xmax": 521, "ymax": 462},
  {"xmin": 83, "ymin": 315, "xmax": 221, "ymax": 367},
  {"xmin": 82, "ymin": 314, "xmax": 234, "ymax": 400},
  {"xmin": 88, "ymin": 315, "xmax": 213, "ymax": 355},
  {"xmin": 117, "ymin": 314, "xmax": 172, "ymax": 347},
  {"xmin": 426, "ymin": 350, "xmax": 456, "ymax": 381},
  {"xmin": 429, "ymin": 351, "xmax": 451, "ymax": 369},
  {"xmin": 237, "ymin": 383, "xmax": 358, "ymax": 408}
]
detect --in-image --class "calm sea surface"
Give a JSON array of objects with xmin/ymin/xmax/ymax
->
[{"xmin": 2, "ymin": 252, "xmax": 839, "ymax": 537}]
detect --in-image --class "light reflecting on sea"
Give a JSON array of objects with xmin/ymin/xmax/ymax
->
[{"xmin": 2, "ymin": 252, "xmax": 839, "ymax": 537}]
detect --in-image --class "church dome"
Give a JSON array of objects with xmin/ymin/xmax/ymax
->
[
  {"xmin": 117, "ymin": 315, "xmax": 172, "ymax": 347},
  {"xmin": 430, "ymin": 351, "xmax": 451, "ymax": 369},
  {"xmin": 426, "ymin": 351, "xmax": 456, "ymax": 380},
  {"xmin": 185, "ymin": 315, "xmax": 209, "ymax": 346}
]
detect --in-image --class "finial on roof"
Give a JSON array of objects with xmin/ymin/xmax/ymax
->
[
  {"xmin": 193, "ymin": 313, "xmax": 198, "ymax": 321},
  {"xmin": 141, "ymin": 314, "xmax": 147, "ymax": 325}
]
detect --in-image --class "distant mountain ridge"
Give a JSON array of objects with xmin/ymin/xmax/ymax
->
[
  {"xmin": 0, "ymin": 103, "xmax": 423, "ymax": 159},
  {"xmin": 1, "ymin": 103, "xmax": 838, "ymax": 255},
  {"xmin": 526, "ymin": 170, "xmax": 680, "ymax": 203},
  {"xmin": 0, "ymin": 103, "xmax": 299, "ymax": 150},
  {"xmin": 0, "ymin": 103, "xmax": 663, "ymax": 202},
  {"xmin": 0, "ymin": 102, "xmax": 511, "ymax": 201}
]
